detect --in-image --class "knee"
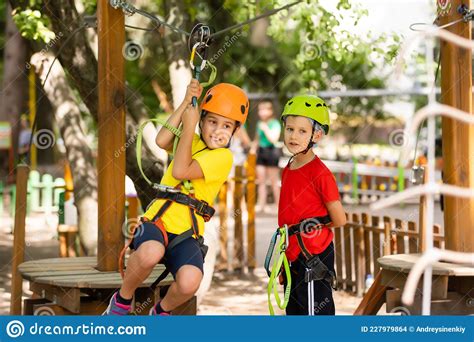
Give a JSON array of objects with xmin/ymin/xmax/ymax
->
[
  {"xmin": 176, "ymin": 276, "xmax": 201, "ymax": 297},
  {"xmin": 136, "ymin": 241, "xmax": 163, "ymax": 269}
]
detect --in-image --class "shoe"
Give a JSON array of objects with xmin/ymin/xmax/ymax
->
[
  {"xmin": 149, "ymin": 302, "xmax": 171, "ymax": 316},
  {"xmin": 102, "ymin": 292, "xmax": 132, "ymax": 316}
]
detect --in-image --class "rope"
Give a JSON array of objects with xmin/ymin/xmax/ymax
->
[
  {"xmin": 266, "ymin": 226, "xmax": 292, "ymax": 315},
  {"xmin": 113, "ymin": 0, "xmax": 302, "ymax": 40}
]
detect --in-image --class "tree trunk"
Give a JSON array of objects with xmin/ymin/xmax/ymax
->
[
  {"xmin": 0, "ymin": 3, "xmax": 29, "ymax": 174},
  {"xmin": 30, "ymin": 52, "xmax": 98, "ymax": 255},
  {"xmin": 162, "ymin": 0, "xmax": 192, "ymax": 108}
]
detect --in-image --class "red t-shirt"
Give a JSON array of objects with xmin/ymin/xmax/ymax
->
[{"xmin": 278, "ymin": 156, "xmax": 340, "ymax": 262}]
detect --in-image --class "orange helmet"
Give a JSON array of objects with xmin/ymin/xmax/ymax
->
[{"xmin": 200, "ymin": 83, "xmax": 249, "ymax": 124}]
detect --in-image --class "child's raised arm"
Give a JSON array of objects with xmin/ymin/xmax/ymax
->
[
  {"xmin": 156, "ymin": 79, "xmax": 203, "ymax": 151},
  {"xmin": 326, "ymin": 200, "xmax": 347, "ymax": 227},
  {"xmin": 172, "ymin": 105, "xmax": 205, "ymax": 180}
]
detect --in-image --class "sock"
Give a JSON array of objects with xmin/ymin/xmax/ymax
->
[
  {"xmin": 116, "ymin": 291, "xmax": 132, "ymax": 306},
  {"xmin": 154, "ymin": 301, "xmax": 171, "ymax": 314}
]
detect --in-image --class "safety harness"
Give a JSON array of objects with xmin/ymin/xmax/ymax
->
[
  {"xmin": 265, "ymin": 215, "xmax": 337, "ymax": 315},
  {"xmin": 119, "ymin": 148, "xmax": 216, "ymax": 288}
]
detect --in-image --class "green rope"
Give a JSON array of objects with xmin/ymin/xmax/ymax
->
[{"xmin": 267, "ymin": 226, "xmax": 292, "ymax": 315}]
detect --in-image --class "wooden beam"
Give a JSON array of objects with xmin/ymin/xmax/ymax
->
[
  {"xmin": 246, "ymin": 154, "xmax": 257, "ymax": 271},
  {"xmin": 97, "ymin": 0, "xmax": 126, "ymax": 271},
  {"xmin": 353, "ymin": 271, "xmax": 386, "ymax": 315},
  {"xmin": 439, "ymin": 0, "xmax": 474, "ymax": 254},
  {"xmin": 10, "ymin": 164, "xmax": 29, "ymax": 315}
]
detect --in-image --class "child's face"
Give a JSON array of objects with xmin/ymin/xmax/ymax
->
[
  {"xmin": 283, "ymin": 116, "xmax": 322, "ymax": 154},
  {"xmin": 200, "ymin": 112, "xmax": 238, "ymax": 149},
  {"xmin": 258, "ymin": 102, "xmax": 273, "ymax": 121}
]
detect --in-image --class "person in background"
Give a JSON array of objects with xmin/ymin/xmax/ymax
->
[{"xmin": 252, "ymin": 100, "xmax": 281, "ymax": 213}]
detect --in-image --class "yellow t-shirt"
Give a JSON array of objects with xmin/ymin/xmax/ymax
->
[{"xmin": 142, "ymin": 134, "xmax": 233, "ymax": 235}]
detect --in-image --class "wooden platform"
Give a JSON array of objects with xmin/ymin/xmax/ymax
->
[
  {"xmin": 354, "ymin": 254, "xmax": 474, "ymax": 315},
  {"xmin": 17, "ymin": 256, "xmax": 185, "ymax": 315},
  {"xmin": 378, "ymin": 254, "xmax": 474, "ymax": 276}
]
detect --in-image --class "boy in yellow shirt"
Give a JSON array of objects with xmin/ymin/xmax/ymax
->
[{"xmin": 104, "ymin": 79, "xmax": 249, "ymax": 315}]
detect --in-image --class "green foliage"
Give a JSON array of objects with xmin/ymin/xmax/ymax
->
[
  {"xmin": 83, "ymin": 0, "xmax": 97, "ymax": 15},
  {"xmin": 265, "ymin": 0, "xmax": 401, "ymax": 119},
  {"xmin": 12, "ymin": 8, "xmax": 56, "ymax": 43}
]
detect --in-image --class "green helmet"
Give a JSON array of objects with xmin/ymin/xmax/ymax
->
[{"xmin": 281, "ymin": 95, "xmax": 330, "ymax": 134}]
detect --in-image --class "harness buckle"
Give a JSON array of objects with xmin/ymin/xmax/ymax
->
[{"xmin": 154, "ymin": 184, "xmax": 181, "ymax": 193}]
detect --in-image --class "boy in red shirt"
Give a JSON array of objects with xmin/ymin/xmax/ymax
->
[{"xmin": 278, "ymin": 95, "xmax": 346, "ymax": 315}]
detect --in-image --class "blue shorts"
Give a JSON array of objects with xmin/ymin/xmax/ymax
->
[{"xmin": 130, "ymin": 221, "xmax": 204, "ymax": 278}]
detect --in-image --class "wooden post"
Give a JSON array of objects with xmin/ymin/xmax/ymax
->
[
  {"xmin": 246, "ymin": 154, "xmax": 257, "ymax": 271},
  {"xmin": 233, "ymin": 166, "xmax": 244, "ymax": 271},
  {"xmin": 97, "ymin": 0, "xmax": 125, "ymax": 271},
  {"xmin": 439, "ymin": 0, "xmax": 474, "ymax": 254},
  {"xmin": 383, "ymin": 217, "xmax": 392, "ymax": 255},
  {"xmin": 217, "ymin": 183, "xmax": 229, "ymax": 271},
  {"xmin": 127, "ymin": 196, "xmax": 139, "ymax": 221},
  {"xmin": 10, "ymin": 165, "xmax": 29, "ymax": 315},
  {"xmin": 416, "ymin": 167, "xmax": 428, "ymax": 252},
  {"xmin": 28, "ymin": 68, "xmax": 37, "ymax": 170}
]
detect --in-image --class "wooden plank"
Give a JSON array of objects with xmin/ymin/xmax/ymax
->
[
  {"xmin": 233, "ymin": 166, "xmax": 244, "ymax": 271},
  {"xmin": 431, "ymin": 292, "xmax": 474, "ymax": 315},
  {"xmin": 394, "ymin": 219, "xmax": 406, "ymax": 254},
  {"xmin": 407, "ymin": 221, "xmax": 419, "ymax": 253},
  {"xmin": 353, "ymin": 213, "xmax": 365, "ymax": 297},
  {"xmin": 97, "ymin": 0, "xmax": 126, "ymax": 272},
  {"xmin": 433, "ymin": 224, "xmax": 442, "ymax": 249},
  {"xmin": 334, "ymin": 223, "xmax": 343, "ymax": 289},
  {"xmin": 30, "ymin": 282, "xmax": 81, "ymax": 313},
  {"xmin": 10, "ymin": 164, "xmax": 29, "ymax": 315},
  {"xmin": 383, "ymin": 216, "xmax": 396, "ymax": 254},
  {"xmin": 343, "ymin": 222, "xmax": 353, "ymax": 292},
  {"xmin": 361, "ymin": 213, "xmax": 372, "ymax": 276},
  {"xmin": 23, "ymin": 298, "xmax": 51, "ymax": 315},
  {"xmin": 385, "ymin": 289, "xmax": 416, "ymax": 314},
  {"xmin": 217, "ymin": 183, "xmax": 228, "ymax": 271},
  {"xmin": 33, "ymin": 270, "xmax": 172, "ymax": 288},
  {"xmin": 372, "ymin": 216, "xmax": 382, "ymax": 274},
  {"xmin": 353, "ymin": 271, "xmax": 387, "ymax": 315},
  {"xmin": 246, "ymin": 154, "xmax": 257, "ymax": 271}
]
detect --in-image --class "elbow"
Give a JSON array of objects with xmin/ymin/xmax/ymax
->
[
  {"xmin": 155, "ymin": 135, "xmax": 165, "ymax": 149},
  {"xmin": 171, "ymin": 167, "xmax": 186, "ymax": 180},
  {"xmin": 332, "ymin": 216, "xmax": 347, "ymax": 227}
]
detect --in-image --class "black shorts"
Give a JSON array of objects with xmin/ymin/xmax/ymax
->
[
  {"xmin": 256, "ymin": 146, "xmax": 281, "ymax": 167},
  {"xmin": 131, "ymin": 221, "xmax": 204, "ymax": 277},
  {"xmin": 284, "ymin": 242, "xmax": 336, "ymax": 315}
]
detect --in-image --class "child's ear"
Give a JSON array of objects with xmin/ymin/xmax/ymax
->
[{"xmin": 312, "ymin": 129, "xmax": 323, "ymax": 142}]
